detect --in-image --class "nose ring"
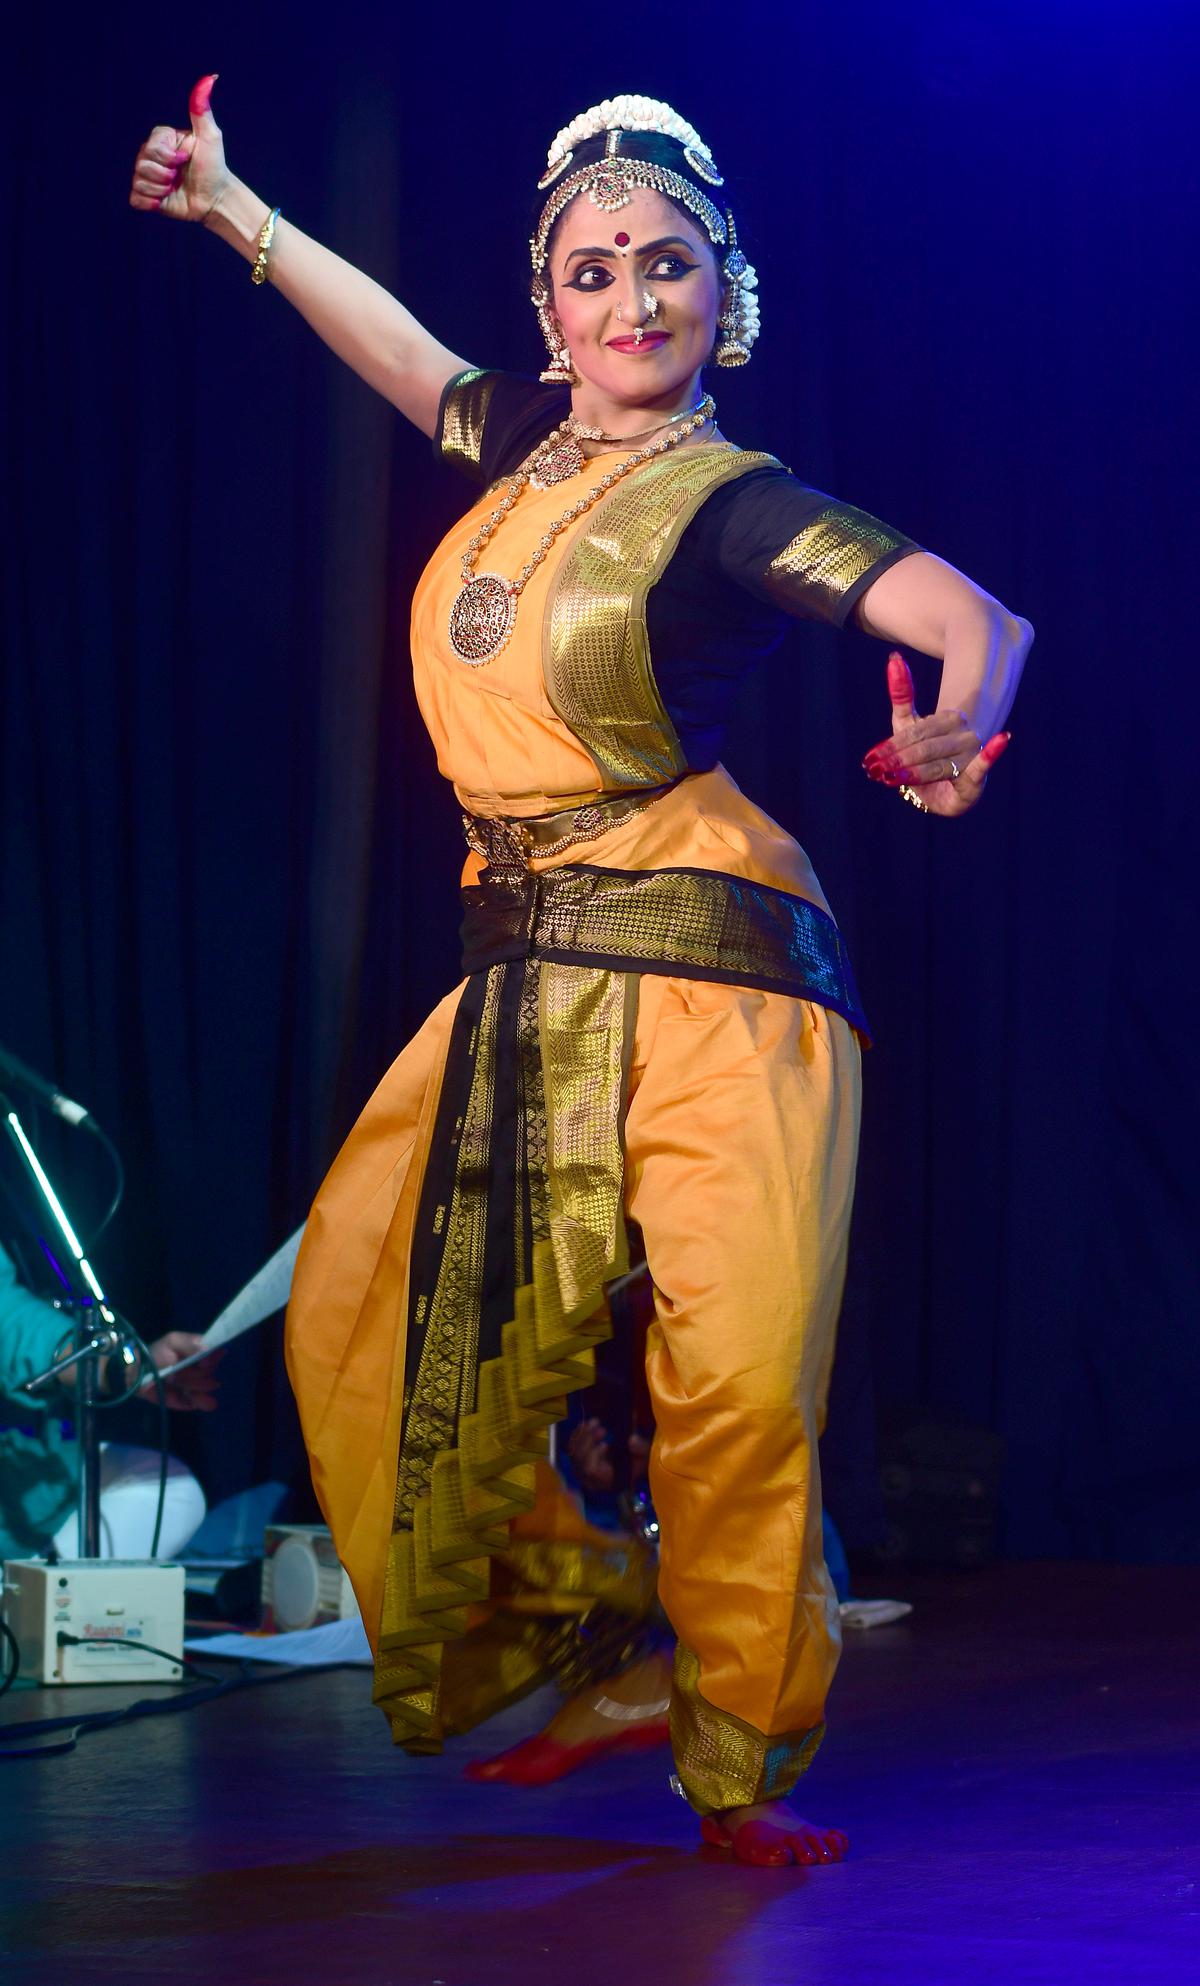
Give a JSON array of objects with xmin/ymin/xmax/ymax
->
[{"xmin": 617, "ymin": 294, "xmax": 659, "ymax": 344}]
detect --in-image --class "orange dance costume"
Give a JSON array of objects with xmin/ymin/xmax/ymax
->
[{"xmin": 285, "ymin": 368, "xmax": 919, "ymax": 1813}]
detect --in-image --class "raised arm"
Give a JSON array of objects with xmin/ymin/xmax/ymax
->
[
  {"xmin": 129, "ymin": 76, "xmax": 471, "ymax": 438},
  {"xmin": 855, "ymin": 551, "xmax": 1034, "ymax": 818}
]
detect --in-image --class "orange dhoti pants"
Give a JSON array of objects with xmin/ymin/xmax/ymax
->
[
  {"xmin": 286, "ymin": 958, "xmax": 860, "ymax": 1813},
  {"xmin": 625, "ymin": 972, "xmax": 860, "ymax": 1810}
]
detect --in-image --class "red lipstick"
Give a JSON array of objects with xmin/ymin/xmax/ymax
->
[{"xmin": 606, "ymin": 332, "xmax": 671, "ymax": 353}]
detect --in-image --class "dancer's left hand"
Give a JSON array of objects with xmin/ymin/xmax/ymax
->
[{"xmin": 862, "ymin": 653, "xmax": 1010, "ymax": 817}]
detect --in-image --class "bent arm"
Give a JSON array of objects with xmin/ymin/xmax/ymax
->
[
  {"xmin": 0, "ymin": 1246, "xmax": 68, "ymax": 1410},
  {"xmin": 205, "ymin": 175, "xmax": 471, "ymax": 437},
  {"xmin": 856, "ymin": 551, "xmax": 1033, "ymax": 741}
]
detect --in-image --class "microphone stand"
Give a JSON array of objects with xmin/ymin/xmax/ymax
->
[{"xmin": 1, "ymin": 1091, "xmax": 129, "ymax": 1558}]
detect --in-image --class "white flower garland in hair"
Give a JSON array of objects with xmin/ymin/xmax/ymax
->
[{"xmin": 543, "ymin": 95, "xmax": 720, "ymax": 177}]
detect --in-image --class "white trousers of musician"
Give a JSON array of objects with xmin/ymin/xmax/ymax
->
[{"xmin": 51, "ymin": 1442, "xmax": 206, "ymax": 1561}]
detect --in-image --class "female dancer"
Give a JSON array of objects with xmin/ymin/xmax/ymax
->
[{"xmin": 130, "ymin": 82, "xmax": 1031, "ymax": 1868}]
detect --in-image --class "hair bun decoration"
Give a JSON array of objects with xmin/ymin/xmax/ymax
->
[
  {"xmin": 541, "ymin": 95, "xmax": 721, "ymax": 180},
  {"xmin": 683, "ymin": 145, "xmax": 724, "ymax": 187}
]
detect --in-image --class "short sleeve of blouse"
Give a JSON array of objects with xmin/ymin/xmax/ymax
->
[
  {"xmin": 691, "ymin": 463, "xmax": 922, "ymax": 629},
  {"xmin": 432, "ymin": 369, "xmax": 570, "ymax": 485}
]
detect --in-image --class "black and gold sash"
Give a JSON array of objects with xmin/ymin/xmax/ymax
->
[{"xmin": 373, "ymin": 862, "xmax": 866, "ymax": 1748}]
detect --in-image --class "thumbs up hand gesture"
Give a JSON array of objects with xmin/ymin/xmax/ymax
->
[
  {"xmin": 130, "ymin": 74, "xmax": 228, "ymax": 222},
  {"xmin": 862, "ymin": 653, "xmax": 1010, "ymax": 818}
]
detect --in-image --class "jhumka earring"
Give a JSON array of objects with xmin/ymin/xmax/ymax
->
[
  {"xmin": 531, "ymin": 277, "xmax": 575, "ymax": 384},
  {"xmin": 712, "ymin": 213, "xmax": 760, "ymax": 367},
  {"xmin": 540, "ymin": 344, "xmax": 575, "ymax": 385}
]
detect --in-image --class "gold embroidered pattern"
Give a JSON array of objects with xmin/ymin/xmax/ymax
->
[
  {"xmin": 393, "ymin": 969, "xmax": 501, "ymax": 1526},
  {"xmin": 437, "ymin": 369, "xmax": 500, "ymax": 477},
  {"xmin": 503, "ymin": 1534, "xmax": 658, "ymax": 1617},
  {"xmin": 544, "ymin": 446, "xmax": 779, "ymax": 788},
  {"xmin": 764, "ymin": 502, "xmax": 918, "ymax": 623},
  {"xmin": 541, "ymin": 966, "xmax": 636, "ymax": 1320},
  {"xmin": 462, "ymin": 863, "xmax": 867, "ymax": 1032},
  {"xmin": 374, "ymin": 955, "xmax": 636, "ymax": 1749},
  {"xmin": 670, "ymin": 1641, "xmax": 826, "ymax": 1815},
  {"xmin": 514, "ymin": 964, "xmax": 549, "ymax": 1289}
]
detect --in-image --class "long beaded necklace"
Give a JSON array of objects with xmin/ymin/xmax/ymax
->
[
  {"xmin": 447, "ymin": 395, "xmax": 717, "ymax": 666},
  {"xmin": 529, "ymin": 394, "xmax": 710, "ymax": 490}
]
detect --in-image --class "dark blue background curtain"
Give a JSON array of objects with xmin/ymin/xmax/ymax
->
[{"xmin": 3, "ymin": 4, "xmax": 1196, "ymax": 1559}]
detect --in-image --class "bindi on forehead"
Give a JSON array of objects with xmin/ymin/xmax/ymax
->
[{"xmin": 614, "ymin": 231, "xmax": 630, "ymax": 248}]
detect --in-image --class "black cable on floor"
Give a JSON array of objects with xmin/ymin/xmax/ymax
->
[{"xmin": 0, "ymin": 1660, "xmax": 358, "ymax": 1762}]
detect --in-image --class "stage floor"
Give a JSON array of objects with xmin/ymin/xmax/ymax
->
[{"xmin": 1, "ymin": 1562, "xmax": 1197, "ymax": 1985}]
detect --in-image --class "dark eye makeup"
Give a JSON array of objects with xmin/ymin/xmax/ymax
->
[{"xmin": 564, "ymin": 253, "xmax": 699, "ymax": 293}]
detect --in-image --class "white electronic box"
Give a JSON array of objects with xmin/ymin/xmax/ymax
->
[{"xmin": 2, "ymin": 1559, "xmax": 185, "ymax": 1684}]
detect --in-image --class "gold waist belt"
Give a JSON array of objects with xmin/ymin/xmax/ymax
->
[
  {"xmin": 462, "ymin": 781, "xmax": 680, "ymax": 870},
  {"xmin": 460, "ymin": 862, "xmax": 869, "ymax": 1036}
]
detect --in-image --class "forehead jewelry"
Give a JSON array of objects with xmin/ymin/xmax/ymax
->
[{"xmin": 447, "ymin": 396, "xmax": 717, "ymax": 664}]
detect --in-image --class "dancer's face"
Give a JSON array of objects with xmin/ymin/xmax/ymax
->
[{"xmin": 546, "ymin": 187, "xmax": 723, "ymax": 411}]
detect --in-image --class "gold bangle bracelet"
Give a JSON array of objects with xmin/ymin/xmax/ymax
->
[{"xmin": 251, "ymin": 206, "xmax": 281, "ymax": 286}]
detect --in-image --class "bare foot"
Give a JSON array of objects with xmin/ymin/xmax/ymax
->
[
  {"xmin": 703, "ymin": 1799, "xmax": 849, "ymax": 1868},
  {"xmin": 541, "ymin": 1651, "xmax": 672, "ymax": 1746},
  {"xmin": 464, "ymin": 1652, "xmax": 672, "ymax": 1783}
]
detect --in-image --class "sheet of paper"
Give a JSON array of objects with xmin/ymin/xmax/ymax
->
[
  {"xmin": 184, "ymin": 1616, "xmax": 372, "ymax": 1666},
  {"xmin": 162, "ymin": 1226, "xmax": 305, "ymax": 1375}
]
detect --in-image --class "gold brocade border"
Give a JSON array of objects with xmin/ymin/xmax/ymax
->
[
  {"xmin": 501, "ymin": 1535, "xmax": 659, "ymax": 1618},
  {"xmin": 541, "ymin": 965, "xmax": 636, "ymax": 1319},
  {"xmin": 461, "ymin": 862, "xmax": 868, "ymax": 1035},
  {"xmin": 392, "ymin": 967, "xmax": 501, "ymax": 1528},
  {"xmin": 373, "ymin": 958, "xmax": 636, "ymax": 1748},
  {"xmin": 543, "ymin": 446, "xmax": 780, "ymax": 789},
  {"xmin": 764, "ymin": 502, "xmax": 918, "ymax": 623},
  {"xmin": 432, "ymin": 1528, "xmax": 659, "ymax": 1738},
  {"xmin": 437, "ymin": 369, "xmax": 499, "ymax": 477},
  {"xmin": 669, "ymin": 1642, "xmax": 825, "ymax": 1815}
]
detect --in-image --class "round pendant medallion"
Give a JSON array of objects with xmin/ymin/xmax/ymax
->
[
  {"xmin": 448, "ymin": 574, "xmax": 516, "ymax": 665},
  {"xmin": 529, "ymin": 434, "xmax": 584, "ymax": 489}
]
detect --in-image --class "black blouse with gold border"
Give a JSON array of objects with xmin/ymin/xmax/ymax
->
[{"xmin": 434, "ymin": 369, "xmax": 921, "ymax": 772}]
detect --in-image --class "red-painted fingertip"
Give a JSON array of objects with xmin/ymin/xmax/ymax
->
[
  {"xmin": 887, "ymin": 652, "xmax": 915, "ymax": 705},
  {"xmin": 981, "ymin": 732, "xmax": 1011, "ymax": 766},
  {"xmin": 190, "ymin": 73, "xmax": 218, "ymax": 120}
]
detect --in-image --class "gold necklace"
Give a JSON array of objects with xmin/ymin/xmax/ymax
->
[
  {"xmin": 448, "ymin": 395, "xmax": 716, "ymax": 666},
  {"xmin": 529, "ymin": 396, "xmax": 709, "ymax": 490}
]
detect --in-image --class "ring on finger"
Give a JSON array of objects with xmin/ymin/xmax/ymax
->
[{"xmin": 947, "ymin": 758, "xmax": 961, "ymax": 780}]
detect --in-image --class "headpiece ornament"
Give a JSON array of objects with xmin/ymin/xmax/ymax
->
[{"xmin": 529, "ymin": 94, "xmax": 760, "ymax": 368}]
